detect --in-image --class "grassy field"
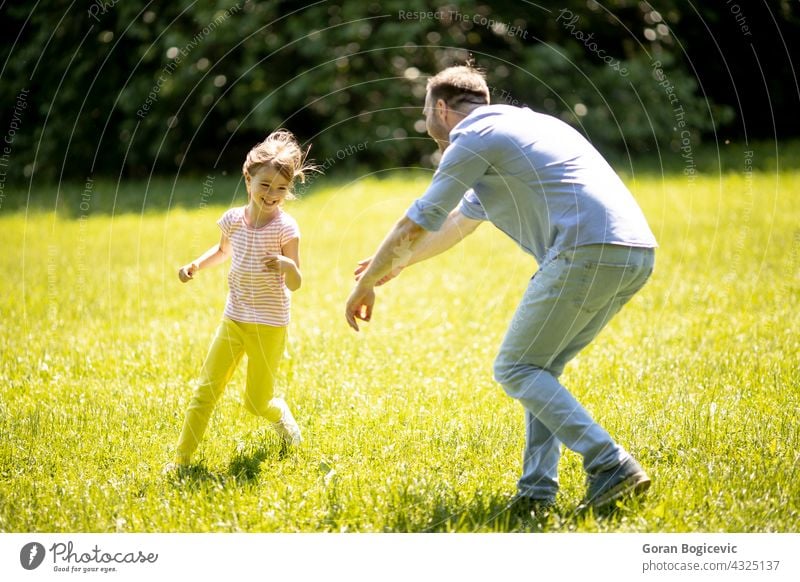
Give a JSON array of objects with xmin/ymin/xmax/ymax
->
[{"xmin": 1, "ymin": 165, "xmax": 798, "ymax": 533}]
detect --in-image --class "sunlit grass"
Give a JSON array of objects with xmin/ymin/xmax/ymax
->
[{"xmin": 1, "ymin": 169, "xmax": 798, "ymax": 532}]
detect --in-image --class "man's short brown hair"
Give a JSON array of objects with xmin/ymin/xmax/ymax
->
[{"xmin": 426, "ymin": 65, "xmax": 490, "ymax": 108}]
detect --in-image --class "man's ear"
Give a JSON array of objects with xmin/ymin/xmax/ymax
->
[{"xmin": 436, "ymin": 98, "xmax": 449, "ymax": 122}]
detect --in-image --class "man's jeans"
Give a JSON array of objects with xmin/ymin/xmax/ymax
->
[{"xmin": 493, "ymin": 244, "xmax": 655, "ymax": 500}]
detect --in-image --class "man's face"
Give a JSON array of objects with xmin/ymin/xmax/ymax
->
[{"xmin": 424, "ymin": 92, "xmax": 450, "ymax": 153}]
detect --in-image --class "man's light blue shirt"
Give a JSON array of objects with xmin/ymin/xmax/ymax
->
[{"xmin": 406, "ymin": 105, "xmax": 657, "ymax": 265}]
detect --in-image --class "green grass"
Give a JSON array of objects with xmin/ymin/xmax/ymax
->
[{"xmin": 1, "ymin": 167, "xmax": 799, "ymax": 533}]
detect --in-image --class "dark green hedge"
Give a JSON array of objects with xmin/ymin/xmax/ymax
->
[{"xmin": 1, "ymin": 0, "xmax": 796, "ymax": 186}]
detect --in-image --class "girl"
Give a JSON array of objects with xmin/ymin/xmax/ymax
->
[{"xmin": 167, "ymin": 130, "xmax": 314, "ymax": 471}]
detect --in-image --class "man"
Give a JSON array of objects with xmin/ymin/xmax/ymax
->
[{"xmin": 345, "ymin": 65, "xmax": 657, "ymax": 514}]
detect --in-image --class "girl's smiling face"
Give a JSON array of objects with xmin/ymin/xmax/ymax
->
[{"xmin": 246, "ymin": 163, "xmax": 291, "ymax": 214}]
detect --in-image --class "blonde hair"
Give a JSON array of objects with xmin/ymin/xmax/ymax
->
[{"xmin": 242, "ymin": 129, "xmax": 316, "ymax": 197}]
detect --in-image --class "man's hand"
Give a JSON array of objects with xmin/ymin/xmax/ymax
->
[
  {"xmin": 178, "ymin": 262, "xmax": 198, "ymax": 282},
  {"xmin": 346, "ymin": 216, "xmax": 425, "ymax": 331},
  {"xmin": 345, "ymin": 284, "xmax": 375, "ymax": 332},
  {"xmin": 354, "ymin": 257, "xmax": 402, "ymax": 286}
]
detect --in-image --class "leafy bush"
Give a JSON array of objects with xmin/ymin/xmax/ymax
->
[{"xmin": 0, "ymin": 0, "xmax": 738, "ymax": 185}]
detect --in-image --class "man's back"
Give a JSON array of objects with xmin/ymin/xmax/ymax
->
[{"xmin": 417, "ymin": 104, "xmax": 658, "ymax": 264}]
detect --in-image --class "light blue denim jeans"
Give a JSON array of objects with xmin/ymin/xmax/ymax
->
[{"xmin": 493, "ymin": 244, "xmax": 655, "ymax": 500}]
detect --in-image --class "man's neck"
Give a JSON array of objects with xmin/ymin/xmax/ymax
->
[
  {"xmin": 461, "ymin": 103, "xmax": 484, "ymax": 115},
  {"xmin": 447, "ymin": 104, "xmax": 482, "ymax": 133}
]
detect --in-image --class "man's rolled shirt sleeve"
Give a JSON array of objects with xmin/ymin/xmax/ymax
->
[
  {"xmin": 457, "ymin": 188, "xmax": 488, "ymax": 221},
  {"xmin": 406, "ymin": 131, "xmax": 490, "ymax": 231}
]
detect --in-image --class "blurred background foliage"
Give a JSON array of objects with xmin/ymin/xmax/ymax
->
[{"xmin": 0, "ymin": 0, "xmax": 798, "ymax": 184}]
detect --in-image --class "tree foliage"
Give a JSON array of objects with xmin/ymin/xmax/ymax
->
[{"xmin": 1, "ymin": 0, "xmax": 796, "ymax": 185}]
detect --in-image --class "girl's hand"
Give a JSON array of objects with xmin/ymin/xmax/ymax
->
[
  {"xmin": 178, "ymin": 263, "xmax": 198, "ymax": 282},
  {"xmin": 264, "ymin": 254, "xmax": 296, "ymax": 274},
  {"xmin": 354, "ymin": 257, "xmax": 402, "ymax": 286}
]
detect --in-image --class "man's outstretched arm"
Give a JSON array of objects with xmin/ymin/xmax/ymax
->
[
  {"xmin": 354, "ymin": 209, "xmax": 483, "ymax": 285},
  {"xmin": 345, "ymin": 216, "xmax": 424, "ymax": 331},
  {"xmin": 345, "ymin": 210, "xmax": 482, "ymax": 331}
]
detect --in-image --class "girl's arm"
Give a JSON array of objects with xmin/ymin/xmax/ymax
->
[
  {"xmin": 264, "ymin": 237, "xmax": 302, "ymax": 291},
  {"xmin": 178, "ymin": 233, "xmax": 231, "ymax": 282}
]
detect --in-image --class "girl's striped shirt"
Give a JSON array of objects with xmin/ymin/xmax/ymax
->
[{"xmin": 217, "ymin": 206, "xmax": 300, "ymax": 326}]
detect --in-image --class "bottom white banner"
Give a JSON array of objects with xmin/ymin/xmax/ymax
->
[{"xmin": 1, "ymin": 533, "xmax": 798, "ymax": 581}]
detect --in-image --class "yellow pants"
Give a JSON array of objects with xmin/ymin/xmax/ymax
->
[{"xmin": 175, "ymin": 318, "xmax": 287, "ymax": 464}]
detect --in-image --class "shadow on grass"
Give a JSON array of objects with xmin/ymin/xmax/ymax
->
[
  {"xmin": 226, "ymin": 444, "xmax": 272, "ymax": 482},
  {"xmin": 379, "ymin": 491, "xmax": 549, "ymax": 533},
  {"xmin": 165, "ymin": 439, "xmax": 288, "ymax": 489},
  {"xmin": 425, "ymin": 495, "xmax": 566, "ymax": 533},
  {"xmin": 7, "ymin": 139, "xmax": 800, "ymax": 218},
  {"xmin": 25, "ymin": 176, "xmax": 248, "ymax": 218},
  {"xmin": 2, "ymin": 172, "xmax": 370, "ymax": 217},
  {"xmin": 382, "ymin": 489, "xmax": 652, "ymax": 533}
]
